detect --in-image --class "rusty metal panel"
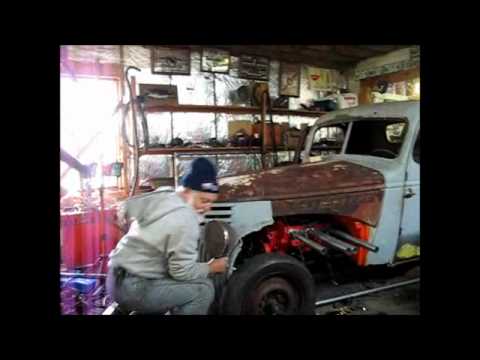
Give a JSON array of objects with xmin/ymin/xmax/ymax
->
[
  {"xmin": 218, "ymin": 160, "xmax": 384, "ymax": 203},
  {"xmin": 271, "ymin": 190, "xmax": 384, "ymax": 226}
]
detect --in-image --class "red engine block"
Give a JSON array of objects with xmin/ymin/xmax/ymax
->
[
  {"xmin": 262, "ymin": 218, "xmax": 371, "ymax": 266},
  {"xmin": 263, "ymin": 220, "xmax": 328, "ymax": 254}
]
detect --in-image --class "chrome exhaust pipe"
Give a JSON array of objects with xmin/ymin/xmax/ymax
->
[
  {"xmin": 290, "ymin": 231, "xmax": 328, "ymax": 255},
  {"xmin": 311, "ymin": 230, "xmax": 358, "ymax": 255},
  {"xmin": 327, "ymin": 229, "xmax": 379, "ymax": 253}
]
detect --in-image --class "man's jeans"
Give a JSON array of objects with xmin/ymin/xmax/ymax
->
[{"xmin": 107, "ymin": 267, "xmax": 215, "ymax": 315}]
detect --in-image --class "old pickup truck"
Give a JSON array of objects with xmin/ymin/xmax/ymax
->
[{"xmin": 202, "ymin": 100, "xmax": 420, "ymax": 315}]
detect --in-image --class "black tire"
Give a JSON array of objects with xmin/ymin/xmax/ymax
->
[{"xmin": 221, "ymin": 253, "xmax": 315, "ymax": 315}]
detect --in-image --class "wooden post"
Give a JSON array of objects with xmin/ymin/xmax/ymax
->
[
  {"xmin": 293, "ymin": 126, "xmax": 309, "ymax": 164},
  {"xmin": 119, "ymin": 46, "xmax": 129, "ymax": 196},
  {"xmin": 173, "ymin": 155, "xmax": 178, "ymax": 189},
  {"xmin": 260, "ymin": 92, "xmax": 267, "ymax": 169},
  {"xmin": 129, "ymin": 75, "xmax": 139, "ymax": 196},
  {"xmin": 169, "ymin": 75, "xmax": 176, "ymax": 189}
]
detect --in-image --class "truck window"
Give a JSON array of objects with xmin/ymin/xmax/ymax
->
[
  {"xmin": 345, "ymin": 119, "xmax": 407, "ymax": 159},
  {"xmin": 386, "ymin": 123, "xmax": 406, "ymax": 143},
  {"xmin": 413, "ymin": 131, "xmax": 420, "ymax": 163},
  {"xmin": 310, "ymin": 125, "xmax": 346, "ymax": 156}
]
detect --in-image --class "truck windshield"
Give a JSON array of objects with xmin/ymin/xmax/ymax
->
[{"xmin": 311, "ymin": 118, "xmax": 407, "ymax": 159}]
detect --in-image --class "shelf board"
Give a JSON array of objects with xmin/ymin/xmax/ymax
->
[
  {"xmin": 144, "ymin": 104, "xmax": 326, "ymax": 118},
  {"xmin": 141, "ymin": 146, "xmax": 298, "ymax": 156}
]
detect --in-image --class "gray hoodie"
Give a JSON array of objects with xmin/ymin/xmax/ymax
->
[{"xmin": 108, "ymin": 189, "xmax": 210, "ymax": 281}]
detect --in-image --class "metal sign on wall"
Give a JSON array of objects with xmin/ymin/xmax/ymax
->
[
  {"xmin": 354, "ymin": 46, "xmax": 420, "ymax": 81},
  {"xmin": 410, "ymin": 46, "xmax": 420, "ymax": 62},
  {"xmin": 307, "ymin": 67, "xmax": 332, "ymax": 90},
  {"xmin": 151, "ymin": 47, "xmax": 191, "ymax": 75},
  {"xmin": 238, "ymin": 55, "xmax": 270, "ymax": 81}
]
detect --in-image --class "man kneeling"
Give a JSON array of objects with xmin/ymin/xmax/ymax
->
[{"xmin": 107, "ymin": 158, "xmax": 228, "ymax": 315}]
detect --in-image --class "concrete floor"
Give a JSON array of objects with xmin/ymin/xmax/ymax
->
[
  {"xmin": 312, "ymin": 263, "xmax": 420, "ymax": 315},
  {"xmin": 61, "ymin": 255, "xmax": 420, "ymax": 315},
  {"xmin": 315, "ymin": 282, "xmax": 419, "ymax": 315}
]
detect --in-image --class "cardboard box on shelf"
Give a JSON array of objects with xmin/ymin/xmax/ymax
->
[
  {"xmin": 280, "ymin": 122, "xmax": 290, "ymax": 146},
  {"xmin": 285, "ymin": 129, "xmax": 302, "ymax": 148},
  {"xmin": 228, "ymin": 120, "xmax": 253, "ymax": 137},
  {"xmin": 280, "ymin": 122, "xmax": 290, "ymax": 132}
]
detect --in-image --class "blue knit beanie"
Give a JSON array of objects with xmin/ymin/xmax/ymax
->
[{"xmin": 181, "ymin": 157, "xmax": 219, "ymax": 193}]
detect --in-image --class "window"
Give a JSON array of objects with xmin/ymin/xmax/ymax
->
[
  {"xmin": 345, "ymin": 119, "xmax": 408, "ymax": 159},
  {"xmin": 413, "ymin": 131, "xmax": 420, "ymax": 163},
  {"xmin": 60, "ymin": 77, "xmax": 120, "ymax": 193},
  {"xmin": 310, "ymin": 125, "xmax": 346, "ymax": 156},
  {"xmin": 386, "ymin": 122, "xmax": 406, "ymax": 143}
]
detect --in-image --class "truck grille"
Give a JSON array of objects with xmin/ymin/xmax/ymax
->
[{"xmin": 202, "ymin": 204, "xmax": 233, "ymax": 224}]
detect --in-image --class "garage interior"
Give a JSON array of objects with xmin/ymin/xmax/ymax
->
[{"xmin": 60, "ymin": 45, "xmax": 420, "ymax": 315}]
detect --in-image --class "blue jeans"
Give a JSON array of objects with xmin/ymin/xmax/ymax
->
[{"xmin": 107, "ymin": 268, "xmax": 215, "ymax": 315}]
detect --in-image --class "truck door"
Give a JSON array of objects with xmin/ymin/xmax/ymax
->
[{"xmin": 396, "ymin": 129, "xmax": 420, "ymax": 260}]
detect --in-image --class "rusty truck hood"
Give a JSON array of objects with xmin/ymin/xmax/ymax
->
[{"xmin": 217, "ymin": 160, "xmax": 385, "ymax": 202}]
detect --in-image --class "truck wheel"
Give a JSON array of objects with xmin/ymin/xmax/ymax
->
[{"xmin": 221, "ymin": 253, "xmax": 315, "ymax": 315}]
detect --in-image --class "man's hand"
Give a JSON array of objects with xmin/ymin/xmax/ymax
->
[{"xmin": 208, "ymin": 257, "xmax": 229, "ymax": 274}]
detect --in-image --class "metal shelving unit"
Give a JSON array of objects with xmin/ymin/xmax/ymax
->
[{"xmin": 123, "ymin": 81, "xmax": 326, "ymax": 193}]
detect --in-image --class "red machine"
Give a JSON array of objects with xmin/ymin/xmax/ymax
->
[{"xmin": 61, "ymin": 207, "xmax": 122, "ymax": 273}]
